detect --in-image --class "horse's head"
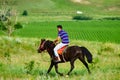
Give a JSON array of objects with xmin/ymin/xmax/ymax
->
[
  {"xmin": 37, "ymin": 39, "xmax": 55, "ymax": 53},
  {"xmin": 38, "ymin": 39, "xmax": 46, "ymax": 53}
]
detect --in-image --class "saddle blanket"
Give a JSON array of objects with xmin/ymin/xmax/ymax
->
[{"xmin": 57, "ymin": 45, "xmax": 68, "ymax": 55}]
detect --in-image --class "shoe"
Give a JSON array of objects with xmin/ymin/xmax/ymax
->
[{"xmin": 54, "ymin": 56, "xmax": 61, "ymax": 62}]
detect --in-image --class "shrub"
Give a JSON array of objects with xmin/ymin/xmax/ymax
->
[
  {"xmin": 14, "ymin": 22, "xmax": 23, "ymax": 29},
  {"xmin": 0, "ymin": 21, "xmax": 7, "ymax": 30},
  {"xmin": 73, "ymin": 15, "xmax": 92, "ymax": 20},
  {"xmin": 102, "ymin": 17, "xmax": 120, "ymax": 20},
  {"xmin": 0, "ymin": 15, "xmax": 7, "ymax": 21},
  {"xmin": 22, "ymin": 10, "xmax": 28, "ymax": 16},
  {"xmin": 4, "ymin": 52, "xmax": 11, "ymax": 62},
  {"xmin": 0, "ymin": 21, "xmax": 23, "ymax": 36},
  {"xmin": 24, "ymin": 60, "xmax": 35, "ymax": 74},
  {"xmin": 0, "ymin": 9, "xmax": 23, "ymax": 36}
]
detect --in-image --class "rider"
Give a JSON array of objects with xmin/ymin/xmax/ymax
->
[{"xmin": 54, "ymin": 25, "xmax": 69, "ymax": 62}]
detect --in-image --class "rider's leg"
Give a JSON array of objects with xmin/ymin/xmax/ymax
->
[
  {"xmin": 54, "ymin": 43, "xmax": 68, "ymax": 62},
  {"xmin": 54, "ymin": 43, "xmax": 62, "ymax": 62}
]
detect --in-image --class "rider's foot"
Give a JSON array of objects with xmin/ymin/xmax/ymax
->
[{"xmin": 54, "ymin": 56, "xmax": 61, "ymax": 62}]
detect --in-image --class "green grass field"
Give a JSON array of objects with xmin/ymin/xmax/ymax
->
[
  {"xmin": 12, "ymin": 20, "xmax": 120, "ymax": 44},
  {"xmin": 9, "ymin": 0, "xmax": 120, "ymax": 16},
  {"xmin": 0, "ymin": 36, "xmax": 120, "ymax": 80},
  {"xmin": 1, "ymin": 0, "xmax": 120, "ymax": 19},
  {"xmin": 0, "ymin": 0, "xmax": 120, "ymax": 80},
  {"xmin": 1, "ymin": 20, "xmax": 120, "ymax": 80}
]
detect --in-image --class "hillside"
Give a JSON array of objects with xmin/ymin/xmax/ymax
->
[{"xmin": 0, "ymin": 0, "xmax": 120, "ymax": 17}]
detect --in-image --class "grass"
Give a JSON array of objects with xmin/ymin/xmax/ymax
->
[
  {"xmin": 0, "ymin": 36, "xmax": 120, "ymax": 80},
  {"xmin": 0, "ymin": 0, "xmax": 120, "ymax": 79},
  {"xmin": 16, "ymin": 0, "xmax": 120, "ymax": 16},
  {"xmin": 10, "ymin": 20, "xmax": 120, "ymax": 44},
  {"xmin": 16, "ymin": 0, "xmax": 120, "ymax": 22},
  {"xmin": 0, "ymin": 0, "xmax": 120, "ymax": 20}
]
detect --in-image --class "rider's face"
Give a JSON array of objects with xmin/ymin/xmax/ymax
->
[{"xmin": 57, "ymin": 28, "xmax": 62, "ymax": 31}]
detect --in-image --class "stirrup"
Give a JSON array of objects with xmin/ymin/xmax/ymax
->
[{"xmin": 54, "ymin": 57, "xmax": 61, "ymax": 62}]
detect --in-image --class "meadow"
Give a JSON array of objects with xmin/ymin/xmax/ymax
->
[
  {"xmin": 0, "ymin": 36, "xmax": 120, "ymax": 80},
  {"xmin": 0, "ymin": 19, "xmax": 120, "ymax": 80},
  {"xmin": 0, "ymin": 0, "xmax": 120, "ymax": 80},
  {"xmin": 0, "ymin": 20, "xmax": 120, "ymax": 80},
  {"xmin": 7, "ymin": 0, "xmax": 120, "ymax": 16}
]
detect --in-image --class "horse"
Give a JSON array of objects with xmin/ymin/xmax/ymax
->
[{"xmin": 37, "ymin": 39, "xmax": 93, "ymax": 76}]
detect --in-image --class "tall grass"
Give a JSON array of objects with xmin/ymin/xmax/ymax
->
[{"xmin": 0, "ymin": 36, "xmax": 120, "ymax": 80}]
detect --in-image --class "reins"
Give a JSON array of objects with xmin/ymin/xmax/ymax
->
[{"xmin": 40, "ymin": 41, "xmax": 46, "ymax": 49}]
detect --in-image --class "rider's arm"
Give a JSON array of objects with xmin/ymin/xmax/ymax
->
[{"xmin": 54, "ymin": 36, "xmax": 60, "ymax": 43}]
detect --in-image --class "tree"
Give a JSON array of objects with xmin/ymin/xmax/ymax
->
[{"xmin": 0, "ymin": 0, "xmax": 22, "ymax": 36}]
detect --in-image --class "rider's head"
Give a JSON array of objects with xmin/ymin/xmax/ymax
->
[{"xmin": 57, "ymin": 25, "xmax": 62, "ymax": 31}]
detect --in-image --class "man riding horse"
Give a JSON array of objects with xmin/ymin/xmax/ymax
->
[
  {"xmin": 54, "ymin": 25, "xmax": 69, "ymax": 62},
  {"xmin": 37, "ymin": 25, "xmax": 92, "ymax": 75}
]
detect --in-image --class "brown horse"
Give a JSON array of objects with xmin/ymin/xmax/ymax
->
[{"xmin": 38, "ymin": 39, "xmax": 93, "ymax": 76}]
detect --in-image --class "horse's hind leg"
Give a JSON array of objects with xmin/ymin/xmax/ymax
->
[
  {"xmin": 67, "ymin": 59, "xmax": 76, "ymax": 75},
  {"xmin": 79, "ymin": 58, "xmax": 91, "ymax": 74}
]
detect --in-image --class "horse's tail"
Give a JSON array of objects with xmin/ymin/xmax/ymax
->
[{"xmin": 81, "ymin": 46, "xmax": 93, "ymax": 63}]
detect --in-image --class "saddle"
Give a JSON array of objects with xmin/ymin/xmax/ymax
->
[{"xmin": 57, "ymin": 45, "xmax": 68, "ymax": 55}]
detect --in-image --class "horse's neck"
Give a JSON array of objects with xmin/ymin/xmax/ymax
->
[
  {"xmin": 46, "ymin": 41, "xmax": 55, "ymax": 58},
  {"xmin": 47, "ymin": 49, "xmax": 54, "ymax": 58}
]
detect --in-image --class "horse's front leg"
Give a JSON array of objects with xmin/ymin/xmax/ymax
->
[
  {"xmin": 54, "ymin": 64, "xmax": 63, "ymax": 76},
  {"xmin": 47, "ymin": 61, "xmax": 54, "ymax": 74}
]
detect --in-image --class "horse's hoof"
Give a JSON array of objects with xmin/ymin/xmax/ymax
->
[
  {"xmin": 89, "ymin": 72, "xmax": 91, "ymax": 74},
  {"xmin": 65, "ymin": 75, "xmax": 69, "ymax": 77},
  {"xmin": 60, "ymin": 74, "xmax": 64, "ymax": 76}
]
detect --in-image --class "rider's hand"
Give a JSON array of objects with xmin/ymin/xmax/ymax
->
[
  {"xmin": 54, "ymin": 40, "xmax": 58, "ymax": 44},
  {"xmin": 54, "ymin": 36, "xmax": 60, "ymax": 44}
]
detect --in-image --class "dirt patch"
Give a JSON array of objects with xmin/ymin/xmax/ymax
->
[
  {"xmin": 72, "ymin": 0, "xmax": 82, "ymax": 3},
  {"xmin": 71, "ymin": 0, "xmax": 90, "ymax": 4},
  {"xmin": 108, "ymin": 7, "xmax": 118, "ymax": 11}
]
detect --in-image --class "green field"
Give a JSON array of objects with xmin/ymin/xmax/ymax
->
[
  {"xmin": 8, "ymin": 0, "xmax": 120, "ymax": 16},
  {"xmin": 1, "ymin": 0, "xmax": 120, "ymax": 20},
  {"xmin": 0, "ymin": 36, "xmax": 120, "ymax": 80},
  {"xmin": 12, "ymin": 20, "xmax": 120, "ymax": 44},
  {"xmin": 0, "ymin": 0, "xmax": 120, "ymax": 80}
]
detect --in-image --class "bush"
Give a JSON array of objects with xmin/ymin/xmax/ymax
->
[
  {"xmin": 102, "ymin": 17, "xmax": 120, "ymax": 20},
  {"xmin": 22, "ymin": 10, "xmax": 28, "ymax": 16},
  {"xmin": 73, "ymin": 15, "xmax": 92, "ymax": 20},
  {"xmin": 14, "ymin": 22, "xmax": 23, "ymax": 29},
  {"xmin": 24, "ymin": 60, "xmax": 35, "ymax": 74},
  {"xmin": 4, "ymin": 52, "xmax": 11, "ymax": 62},
  {"xmin": 0, "ymin": 21, "xmax": 7, "ymax": 30},
  {"xmin": 0, "ymin": 15, "xmax": 8, "ymax": 21}
]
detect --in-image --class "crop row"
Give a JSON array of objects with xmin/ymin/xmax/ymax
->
[{"xmin": 7, "ymin": 20, "xmax": 120, "ymax": 44}]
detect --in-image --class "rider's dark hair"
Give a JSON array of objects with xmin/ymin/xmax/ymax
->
[{"xmin": 57, "ymin": 25, "xmax": 62, "ymax": 29}]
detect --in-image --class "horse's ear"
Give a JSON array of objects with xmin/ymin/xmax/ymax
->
[
  {"xmin": 47, "ymin": 40, "xmax": 50, "ymax": 42},
  {"xmin": 41, "ymin": 39, "xmax": 46, "ymax": 42}
]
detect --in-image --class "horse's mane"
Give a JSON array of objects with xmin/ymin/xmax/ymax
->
[{"xmin": 44, "ymin": 40, "xmax": 55, "ymax": 49}]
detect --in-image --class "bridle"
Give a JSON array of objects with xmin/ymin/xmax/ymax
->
[
  {"xmin": 39, "ymin": 40, "xmax": 55, "ymax": 51},
  {"xmin": 40, "ymin": 40, "xmax": 46, "ymax": 50}
]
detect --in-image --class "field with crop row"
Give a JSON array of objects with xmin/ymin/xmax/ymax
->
[{"xmin": 13, "ymin": 20, "xmax": 120, "ymax": 44}]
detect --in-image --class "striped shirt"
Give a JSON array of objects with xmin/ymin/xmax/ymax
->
[{"xmin": 58, "ymin": 30, "xmax": 69, "ymax": 44}]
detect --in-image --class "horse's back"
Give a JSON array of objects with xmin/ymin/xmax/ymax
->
[
  {"xmin": 65, "ymin": 46, "xmax": 81, "ymax": 53},
  {"xmin": 63, "ymin": 46, "xmax": 82, "ymax": 61}
]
